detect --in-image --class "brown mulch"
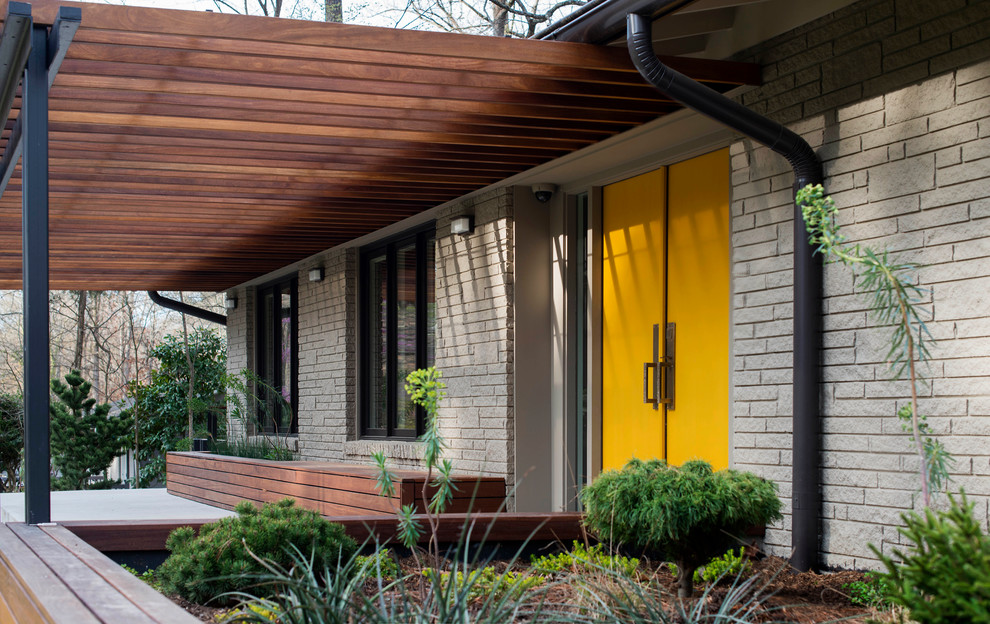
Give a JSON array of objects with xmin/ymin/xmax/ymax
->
[{"xmin": 171, "ymin": 554, "xmax": 885, "ymax": 623}]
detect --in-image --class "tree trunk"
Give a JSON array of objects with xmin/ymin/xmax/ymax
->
[
  {"xmin": 677, "ymin": 561, "xmax": 696, "ymax": 598},
  {"xmin": 72, "ymin": 290, "xmax": 87, "ymax": 370},
  {"xmin": 491, "ymin": 0, "xmax": 508, "ymax": 36},
  {"xmin": 179, "ymin": 293, "xmax": 196, "ymax": 442},
  {"xmin": 324, "ymin": 0, "xmax": 342, "ymax": 22}
]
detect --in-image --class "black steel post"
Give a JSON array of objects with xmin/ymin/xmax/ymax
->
[{"xmin": 23, "ymin": 22, "xmax": 51, "ymax": 525}]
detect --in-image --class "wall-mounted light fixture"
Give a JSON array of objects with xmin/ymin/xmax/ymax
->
[
  {"xmin": 450, "ymin": 215, "xmax": 474, "ymax": 235},
  {"xmin": 225, "ymin": 296, "xmax": 237, "ymax": 310},
  {"xmin": 308, "ymin": 267, "xmax": 325, "ymax": 282}
]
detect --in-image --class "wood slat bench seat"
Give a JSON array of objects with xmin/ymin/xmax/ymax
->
[
  {"xmin": 0, "ymin": 522, "xmax": 197, "ymax": 623},
  {"xmin": 166, "ymin": 452, "xmax": 507, "ymax": 517}
]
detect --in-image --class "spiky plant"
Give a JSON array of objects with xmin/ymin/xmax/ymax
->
[{"xmin": 798, "ymin": 183, "xmax": 952, "ymax": 505}]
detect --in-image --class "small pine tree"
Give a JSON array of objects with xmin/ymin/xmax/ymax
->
[
  {"xmin": 50, "ymin": 370, "xmax": 133, "ymax": 490},
  {"xmin": 582, "ymin": 459, "xmax": 782, "ymax": 598}
]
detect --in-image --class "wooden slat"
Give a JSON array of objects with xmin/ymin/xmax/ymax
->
[
  {"xmin": 8, "ymin": 524, "xmax": 158, "ymax": 624},
  {"xmin": 0, "ymin": 524, "xmax": 100, "ymax": 624},
  {"xmin": 0, "ymin": 0, "xmax": 760, "ymax": 290},
  {"xmin": 40, "ymin": 525, "xmax": 198, "ymax": 624}
]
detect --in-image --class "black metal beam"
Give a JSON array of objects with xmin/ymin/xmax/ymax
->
[
  {"xmin": 23, "ymin": 20, "xmax": 51, "ymax": 525},
  {"xmin": 0, "ymin": 7, "xmax": 79, "ymax": 201},
  {"xmin": 0, "ymin": 2, "xmax": 31, "ymax": 134}
]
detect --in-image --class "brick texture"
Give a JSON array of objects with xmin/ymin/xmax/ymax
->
[{"xmin": 732, "ymin": 0, "xmax": 990, "ymax": 568}]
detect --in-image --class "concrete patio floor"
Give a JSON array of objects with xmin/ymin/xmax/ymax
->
[{"xmin": 0, "ymin": 488, "xmax": 236, "ymax": 523}]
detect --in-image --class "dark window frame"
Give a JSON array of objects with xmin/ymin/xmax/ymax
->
[
  {"xmin": 360, "ymin": 223, "xmax": 436, "ymax": 439},
  {"xmin": 254, "ymin": 276, "xmax": 299, "ymax": 435}
]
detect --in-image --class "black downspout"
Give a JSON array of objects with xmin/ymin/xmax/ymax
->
[
  {"xmin": 147, "ymin": 291, "xmax": 227, "ymax": 326},
  {"xmin": 626, "ymin": 13, "xmax": 823, "ymax": 571}
]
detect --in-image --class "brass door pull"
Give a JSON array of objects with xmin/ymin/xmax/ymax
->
[{"xmin": 643, "ymin": 323, "xmax": 675, "ymax": 411}]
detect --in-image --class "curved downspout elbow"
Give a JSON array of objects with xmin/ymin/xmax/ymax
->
[
  {"xmin": 147, "ymin": 291, "xmax": 227, "ymax": 326},
  {"xmin": 627, "ymin": 12, "xmax": 822, "ymax": 571}
]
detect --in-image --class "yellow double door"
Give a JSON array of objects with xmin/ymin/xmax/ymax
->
[{"xmin": 602, "ymin": 149, "xmax": 730, "ymax": 472}]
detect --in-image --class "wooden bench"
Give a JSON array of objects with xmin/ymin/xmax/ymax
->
[
  {"xmin": 0, "ymin": 522, "xmax": 197, "ymax": 623},
  {"xmin": 166, "ymin": 451, "xmax": 507, "ymax": 517}
]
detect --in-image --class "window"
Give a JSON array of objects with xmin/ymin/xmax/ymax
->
[
  {"xmin": 361, "ymin": 226, "xmax": 436, "ymax": 438},
  {"xmin": 256, "ymin": 278, "xmax": 297, "ymax": 434}
]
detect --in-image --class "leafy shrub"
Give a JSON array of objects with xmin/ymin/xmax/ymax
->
[
  {"xmin": 50, "ymin": 370, "xmax": 132, "ymax": 491},
  {"xmin": 159, "ymin": 498, "xmax": 357, "ymax": 604},
  {"xmin": 210, "ymin": 436, "xmax": 294, "ymax": 462},
  {"xmin": 843, "ymin": 572, "xmax": 892, "ymax": 609},
  {"xmin": 530, "ymin": 541, "xmax": 639, "ymax": 577},
  {"xmin": 424, "ymin": 566, "xmax": 542, "ymax": 605},
  {"xmin": 873, "ymin": 494, "xmax": 990, "ymax": 622},
  {"xmin": 670, "ymin": 548, "xmax": 752, "ymax": 585},
  {"xmin": 126, "ymin": 329, "xmax": 227, "ymax": 486},
  {"xmin": 0, "ymin": 393, "xmax": 22, "ymax": 492},
  {"xmin": 121, "ymin": 563, "xmax": 165, "ymax": 593},
  {"xmin": 355, "ymin": 548, "xmax": 401, "ymax": 580},
  {"xmin": 581, "ymin": 459, "xmax": 782, "ymax": 597}
]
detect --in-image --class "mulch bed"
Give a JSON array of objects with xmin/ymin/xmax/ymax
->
[{"xmin": 171, "ymin": 554, "xmax": 885, "ymax": 623}]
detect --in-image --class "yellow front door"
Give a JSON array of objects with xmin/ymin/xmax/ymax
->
[{"xmin": 601, "ymin": 149, "xmax": 730, "ymax": 472}]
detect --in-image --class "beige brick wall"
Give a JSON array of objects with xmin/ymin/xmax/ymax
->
[
  {"xmin": 731, "ymin": 0, "xmax": 990, "ymax": 567},
  {"xmin": 345, "ymin": 188, "xmax": 516, "ymax": 492},
  {"xmin": 226, "ymin": 189, "xmax": 517, "ymax": 492}
]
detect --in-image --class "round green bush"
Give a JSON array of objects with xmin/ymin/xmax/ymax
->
[
  {"xmin": 159, "ymin": 498, "xmax": 357, "ymax": 604},
  {"xmin": 581, "ymin": 459, "xmax": 782, "ymax": 597}
]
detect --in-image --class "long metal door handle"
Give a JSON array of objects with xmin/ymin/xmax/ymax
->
[
  {"xmin": 662, "ymin": 322, "xmax": 675, "ymax": 409},
  {"xmin": 643, "ymin": 362, "xmax": 656, "ymax": 407}
]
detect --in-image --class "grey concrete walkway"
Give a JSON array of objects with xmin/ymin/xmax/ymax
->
[{"xmin": 0, "ymin": 488, "xmax": 236, "ymax": 523}]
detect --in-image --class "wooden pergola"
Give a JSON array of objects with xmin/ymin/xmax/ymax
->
[{"xmin": 0, "ymin": 0, "xmax": 758, "ymax": 291}]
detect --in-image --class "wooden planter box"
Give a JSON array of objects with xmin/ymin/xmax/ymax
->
[{"xmin": 166, "ymin": 452, "xmax": 507, "ymax": 517}]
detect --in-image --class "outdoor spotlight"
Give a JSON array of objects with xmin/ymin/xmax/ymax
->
[
  {"xmin": 532, "ymin": 183, "xmax": 557, "ymax": 203},
  {"xmin": 225, "ymin": 296, "xmax": 237, "ymax": 310},
  {"xmin": 308, "ymin": 267, "xmax": 325, "ymax": 282},
  {"xmin": 450, "ymin": 215, "xmax": 474, "ymax": 235}
]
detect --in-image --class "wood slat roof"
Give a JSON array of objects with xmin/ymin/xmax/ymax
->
[{"xmin": 0, "ymin": 0, "xmax": 759, "ymax": 291}]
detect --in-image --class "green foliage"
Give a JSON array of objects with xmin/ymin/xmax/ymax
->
[
  {"xmin": 530, "ymin": 541, "xmax": 639, "ymax": 577},
  {"xmin": 210, "ymin": 436, "xmax": 293, "ymax": 462},
  {"xmin": 126, "ymin": 329, "xmax": 227, "ymax": 486},
  {"xmin": 581, "ymin": 458, "xmax": 781, "ymax": 597},
  {"xmin": 424, "ymin": 566, "xmax": 542, "ymax": 605},
  {"xmin": 158, "ymin": 498, "xmax": 357, "ymax": 605},
  {"xmin": 0, "ymin": 393, "xmax": 22, "ymax": 492},
  {"xmin": 843, "ymin": 572, "xmax": 892, "ymax": 610},
  {"xmin": 799, "ymin": 183, "xmax": 951, "ymax": 504},
  {"xmin": 121, "ymin": 563, "xmax": 165, "ymax": 593},
  {"xmin": 221, "ymin": 545, "xmax": 556, "ymax": 624},
  {"xmin": 355, "ymin": 548, "xmax": 401, "ymax": 580},
  {"xmin": 697, "ymin": 547, "xmax": 751, "ymax": 584},
  {"xmin": 872, "ymin": 494, "xmax": 990, "ymax": 623},
  {"xmin": 49, "ymin": 370, "xmax": 132, "ymax": 491}
]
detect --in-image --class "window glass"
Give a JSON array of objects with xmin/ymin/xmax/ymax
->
[
  {"xmin": 256, "ymin": 278, "xmax": 296, "ymax": 434},
  {"xmin": 361, "ymin": 226, "xmax": 435, "ymax": 438}
]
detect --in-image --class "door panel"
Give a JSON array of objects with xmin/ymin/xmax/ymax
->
[
  {"xmin": 600, "ymin": 149, "xmax": 729, "ymax": 473},
  {"xmin": 601, "ymin": 168, "xmax": 666, "ymax": 472},
  {"xmin": 667, "ymin": 149, "xmax": 730, "ymax": 469}
]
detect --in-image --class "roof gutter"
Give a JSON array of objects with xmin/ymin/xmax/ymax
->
[
  {"xmin": 626, "ymin": 12, "xmax": 823, "ymax": 571},
  {"xmin": 147, "ymin": 291, "xmax": 227, "ymax": 326}
]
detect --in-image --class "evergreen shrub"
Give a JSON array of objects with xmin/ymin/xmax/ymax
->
[
  {"xmin": 581, "ymin": 459, "xmax": 781, "ymax": 597},
  {"xmin": 50, "ymin": 370, "xmax": 132, "ymax": 490},
  {"xmin": 159, "ymin": 498, "xmax": 357, "ymax": 604},
  {"xmin": 874, "ymin": 494, "xmax": 990, "ymax": 623},
  {"xmin": 0, "ymin": 393, "xmax": 22, "ymax": 492}
]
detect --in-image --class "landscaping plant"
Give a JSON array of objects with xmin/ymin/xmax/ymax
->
[
  {"xmin": 799, "ymin": 184, "xmax": 952, "ymax": 505},
  {"xmin": 581, "ymin": 458, "xmax": 781, "ymax": 597},
  {"xmin": 373, "ymin": 366, "xmax": 457, "ymax": 566},
  {"xmin": 159, "ymin": 498, "xmax": 357, "ymax": 605},
  {"xmin": 126, "ymin": 329, "xmax": 227, "ymax": 486},
  {"xmin": 530, "ymin": 541, "xmax": 640, "ymax": 577},
  {"xmin": 0, "ymin": 392, "xmax": 22, "ymax": 492},
  {"xmin": 872, "ymin": 494, "xmax": 990, "ymax": 623},
  {"xmin": 843, "ymin": 571, "xmax": 892, "ymax": 610},
  {"xmin": 49, "ymin": 370, "xmax": 132, "ymax": 490},
  {"xmin": 670, "ymin": 547, "xmax": 752, "ymax": 586},
  {"xmin": 222, "ymin": 368, "xmax": 295, "ymax": 461}
]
